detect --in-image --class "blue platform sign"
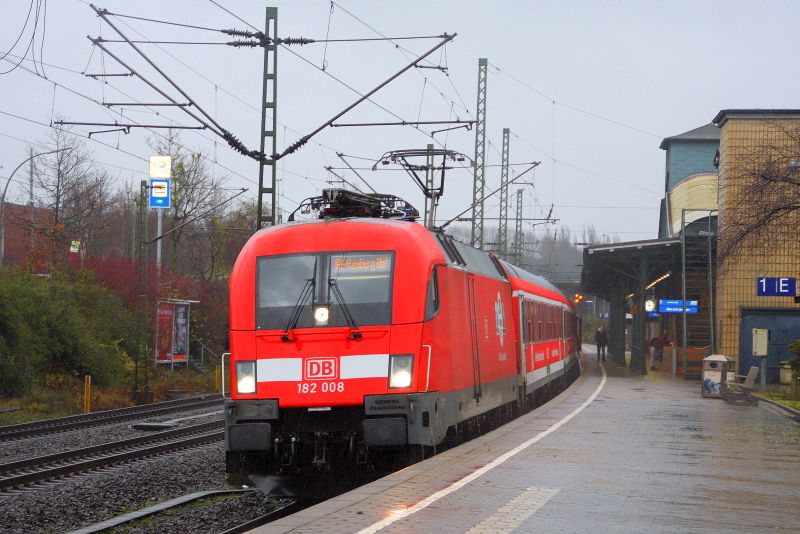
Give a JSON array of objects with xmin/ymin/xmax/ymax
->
[
  {"xmin": 658, "ymin": 299, "xmax": 698, "ymax": 314},
  {"xmin": 149, "ymin": 178, "xmax": 171, "ymax": 209},
  {"xmin": 757, "ymin": 277, "xmax": 796, "ymax": 297}
]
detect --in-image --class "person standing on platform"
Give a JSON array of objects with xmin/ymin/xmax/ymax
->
[
  {"xmin": 658, "ymin": 331, "xmax": 671, "ymax": 363},
  {"xmin": 595, "ymin": 326, "xmax": 608, "ymax": 362},
  {"xmin": 649, "ymin": 333, "xmax": 664, "ymax": 370}
]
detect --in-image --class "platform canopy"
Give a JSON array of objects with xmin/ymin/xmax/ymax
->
[
  {"xmin": 581, "ymin": 238, "xmax": 681, "ymax": 300},
  {"xmin": 581, "ymin": 237, "xmax": 681, "ymax": 374}
]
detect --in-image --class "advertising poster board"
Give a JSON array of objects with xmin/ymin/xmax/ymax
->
[
  {"xmin": 172, "ymin": 303, "xmax": 189, "ymax": 362},
  {"xmin": 156, "ymin": 302, "xmax": 174, "ymax": 362},
  {"xmin": 155, "ymin": 300, "xmax": 194, "ymax": 365}
]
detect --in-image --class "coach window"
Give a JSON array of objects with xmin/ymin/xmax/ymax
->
[
  {"xmin": 424, "ymin": 266, "xmax": 440, "ymax": 321},
  {"xmin": 546, "ymin": 306, "xmax": 551, "ymax": 340},
  {"xmin": 543, "ymin": 305, "xmax": 548, "ymax": 340},
  {"xmin": 537, "ymin": 303, "xmax": 543, "ymax": 341},
  {"xmin": 527, "ymin": 302, "xmax": 534, "ymax": 343},
  {"xmin": 524, "ymin": 301, "xmax": 531, "ymax": 344}
]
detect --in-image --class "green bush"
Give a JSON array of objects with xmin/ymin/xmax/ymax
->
[
  {"xmin": 0, "ymin": 269, "xmax": 134, "ymax": 396},
  {"xmin": 785, "ymin": 340, "xmax": 800, "ymax": 385}
]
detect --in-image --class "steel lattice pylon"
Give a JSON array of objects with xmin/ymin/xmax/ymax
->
[
  {"xmin": 513, "ymin": 189, "xmax": 523, "ymax": 265},
  {"xmin": 470, "ymin": 58, "xmax": 488, "ymax": 249},
  {"xmin": 256, "ymin": 7, "xmax": 278, "ymax": 229},
  {"xmin": 498, "ymin": 128, "xmax": 510, "ymax": 258}
]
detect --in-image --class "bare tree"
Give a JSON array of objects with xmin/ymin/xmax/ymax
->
[
  {"xmin": 717, "ymin": 123, "xmax": 800, "ymax": 266},
  {"xmin": 581, "ymin": 224, "xmax": 600, "ymax": 245},
  {"xmin": 147, "ymin": 131, "xmax": 224, "ymax": 271},
  {"xmin": 91, "ymin": 183, "xmax": 139, "ymax": 259},
  {"xmin": 33, "ymin": 125, "xmax": 112, "ymax": 262},
  {"xmin": 183, "ymin": 199, "xmax": 255, "ymax": 280}
]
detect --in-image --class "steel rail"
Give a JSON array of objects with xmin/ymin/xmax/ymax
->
[
  {"xmin": 0, "ymin": 420, "xmax": 223, "ymax": 475},
  {"xmin": 0, "ymin": 395, "xmax": 222, "ymax": 441},
  {"xmin": 0, "ymin": 424, "xmax": 224, "ymax": 491}
]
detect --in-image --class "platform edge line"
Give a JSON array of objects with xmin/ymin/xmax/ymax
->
[{"xmin": 357, "ymin": 363, "xmax": 608, "ymax": 534}]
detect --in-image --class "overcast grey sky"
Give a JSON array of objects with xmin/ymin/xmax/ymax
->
[{"xmin": 1, "ymin": 0, "xmax": 799, "ymax": 243}]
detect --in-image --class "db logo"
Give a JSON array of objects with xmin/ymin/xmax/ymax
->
[{"xmin": 304, "ymin": 358, "xmax": 337, "ymax": 380}]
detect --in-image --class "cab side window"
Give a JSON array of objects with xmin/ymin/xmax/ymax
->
[{"xmin": 424, "ymin": 266, "xmax": 440, "ymax": 320}]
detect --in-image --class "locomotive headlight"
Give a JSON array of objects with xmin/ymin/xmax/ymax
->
[
  {"xmin": 314, "ymin": 305, "xmax": 330, "ymax": 325},
  {"xmin": 389, "ymin": 354, "xmax": 414, "ymax": 389},
  {"xmin": 236, "ymin": 361, "xmax": 256, "ymax": 394}
]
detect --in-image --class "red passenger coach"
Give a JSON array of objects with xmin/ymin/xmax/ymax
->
[{"xmin": 224, "ymin": 191, "xmax": 580, "ymax": 491}]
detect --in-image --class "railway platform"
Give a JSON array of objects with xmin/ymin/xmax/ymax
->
[{"xmin": 254, "ymin": 349, "xmax": 800, "ymax": 533}]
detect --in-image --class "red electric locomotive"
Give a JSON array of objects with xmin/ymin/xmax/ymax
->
[{"xmin": 224, "ymin": 190, "xmax": 580, "ymax": 492}]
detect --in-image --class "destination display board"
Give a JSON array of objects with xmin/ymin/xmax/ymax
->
[{"xmin": 658, "ymin": 299, "xmax": 698, "ymax": 314}]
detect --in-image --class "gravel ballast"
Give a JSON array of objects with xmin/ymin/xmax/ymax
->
[{"xmin": 0, "ymin": 442, "xmax": 277, "ymax": 533}]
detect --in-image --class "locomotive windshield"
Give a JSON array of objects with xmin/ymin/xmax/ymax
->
[{"xmin": 256, "ymin": 251, "xmax": 394, "ymax": 330}]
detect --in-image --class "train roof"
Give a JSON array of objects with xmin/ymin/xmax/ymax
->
[
  {"xmin": 497, "ymin": 259, "xmax": 571, "ymax": 306},
  {"xmin": 433, "ymin": 231, "xmax": 570, "ymax": 306},
  {"xmin": 497, "ymin": 259, "xmax": 561, "ymax": 294},
  {"xmin": 239, "ymin": 218, "xmax": 446, "ymax": 265},
  {"xmin": 241, "ymin": 218, "xmax": 569, "ymax": 305}
]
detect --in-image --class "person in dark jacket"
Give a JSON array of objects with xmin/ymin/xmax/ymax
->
[
  {"xmin": 595, "ymin": 327, "xmax": 608, "ymax": 362},
  {"xmin": 649, "ymin": 331, "xmax": 671, "ymax": 370}
]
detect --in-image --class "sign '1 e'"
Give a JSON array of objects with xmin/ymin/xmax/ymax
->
[{"xmin": 757, "ymin": 277, "xmax": 796, "ymax": 296}]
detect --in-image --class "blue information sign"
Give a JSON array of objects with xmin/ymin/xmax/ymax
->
[
  {"xmin": 757, "ymin": 277, "xmax": 796, "ymax": 296},
  {"xmin": 658, "ymin": 299, "xmax": 698, "ymax": 314},
  {"xmin": 149, "ymin": 178, "xmax": 171, "ymax": 209}
]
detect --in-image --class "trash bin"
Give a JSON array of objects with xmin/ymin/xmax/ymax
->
[
  {"xmin": 779, "ymin": 362, "xmax": 793, "ymax": 386},
  {"xmin": 702, "ymin": 354, "xmax": 734, "ymax": 398}
]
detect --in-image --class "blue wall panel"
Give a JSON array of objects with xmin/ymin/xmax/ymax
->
[{"xmin": 667, "ymin": 140, "xmax": 719, "ymax": 190}]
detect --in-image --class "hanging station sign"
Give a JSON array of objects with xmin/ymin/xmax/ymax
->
[{"xmin": 149, "ymin": 155, "xmax": 172, "ymax": 209}]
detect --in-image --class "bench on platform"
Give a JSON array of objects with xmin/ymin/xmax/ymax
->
[{"xmin": 722, "ymin": 365, "xmax": 759, "ymax": 405}]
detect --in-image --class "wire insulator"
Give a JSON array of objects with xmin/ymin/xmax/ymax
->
[
  {"xmin": 285, "ymin": 135, "xmax": 311, "ymax": 156},
  {"xmin": 227, "ymin": 40, "xmax": 261, "ymax": 48},
  {"xmin": 278, "ymin": 36, "xmax": 315, "ymax": 46},
  {"xmin": 222, "ymin": 28, "xmax": 262, "ymax": 39},
  {"xmin": 222, "ymin": 129, "xmax": 264, "ymax": 161}
]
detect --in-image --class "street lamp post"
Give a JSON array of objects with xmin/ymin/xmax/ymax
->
[{"xmin": 0, "ymin": 149, "xmax": 67, "ymax": 267}]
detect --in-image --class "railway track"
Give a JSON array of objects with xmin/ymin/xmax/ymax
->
[
  {"xmin": 0, "ymin": 420, "xmax": 224, "ymax": 492},
  {"xmin": 219, "ymin": 500, "xmax": 309, "ymax": 534},
  {"xmin": 0, "ymin": 394, "xmax": 222, "ymax": 442},
  {"xmin": 65, "ymin": 492, "xmax": 304, "ymax": 534}
]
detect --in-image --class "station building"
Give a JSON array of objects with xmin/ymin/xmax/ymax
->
[
  {"xmin": 582, "ymin": 109, "xmax": 800, "ymax": 382},
  {"xmin": 713, "ymin": 109, "xmax": 800, "ymax": 382},
  {"xmin": 581, "ymin": 123, "xmax": 719, "ymax": 376},
  {"xmin": 657, "ymin": 123, "xmax": 719, "ymax": 240}
]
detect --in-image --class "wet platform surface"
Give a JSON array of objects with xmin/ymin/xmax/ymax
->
[{"xmin": 255, "ymin": 349, "xmax": 800, "ymax": 533}]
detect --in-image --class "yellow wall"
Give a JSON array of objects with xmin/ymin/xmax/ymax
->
[
  {"xmin": 716, "ymin": 116, "xmax": 800, "ymax": 364},
  {"xmin": 667, "ymin": 173, "xmax": 718, "ymax": 236}
]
